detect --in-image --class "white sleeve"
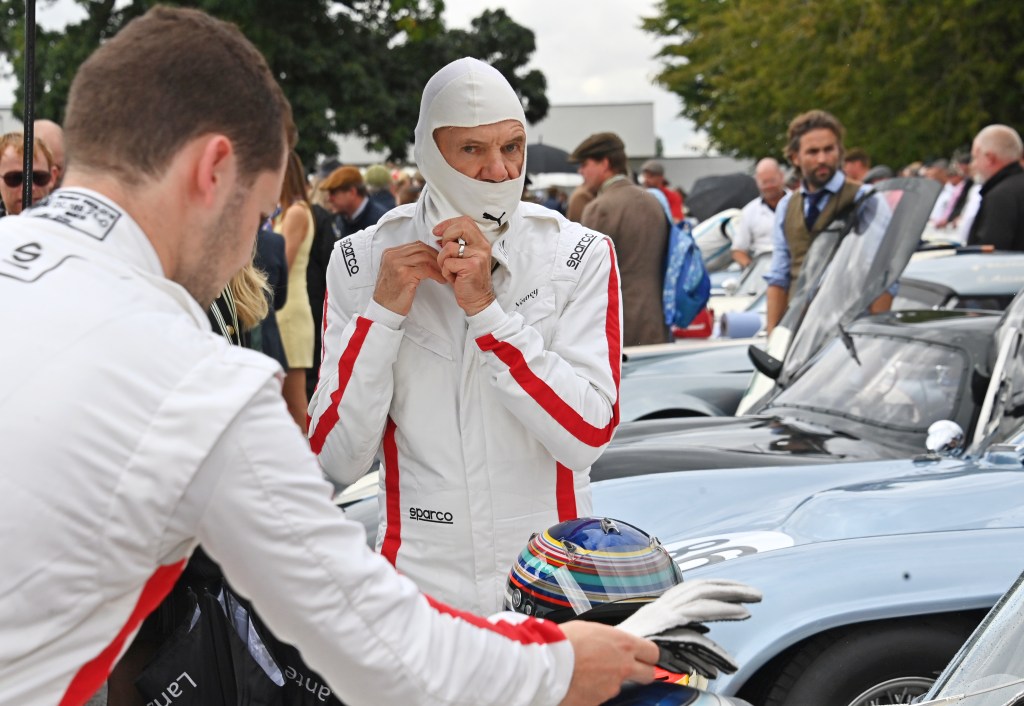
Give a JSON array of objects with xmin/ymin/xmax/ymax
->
[
  {"xmin": 468, "ymin": 236, "xmax": 622, "ymax": 471},
  {"xmin": 308, "ymin": 253, "xmax": 402, "ymax": 485},
  {"xmin": 196, "ymin": 382, "xmax": 574, "ymax": 706},
  {"xmin": 731, "ymin": 202, "xmax": 753, "ymax": 252}
]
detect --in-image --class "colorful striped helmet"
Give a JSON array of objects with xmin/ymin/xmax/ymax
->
[{"xmin": 504, "ymin": 517, "xmax": 683, "ymax": 622}]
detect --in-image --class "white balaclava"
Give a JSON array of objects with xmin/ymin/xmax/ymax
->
[{"xmin": 414, "ymin": 57, "xmax": 528, "ymax": 240}]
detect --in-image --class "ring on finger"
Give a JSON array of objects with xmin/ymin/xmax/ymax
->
[{"xmin": 457, "ymin": 238, "xmax": 466, "ymax": 258}]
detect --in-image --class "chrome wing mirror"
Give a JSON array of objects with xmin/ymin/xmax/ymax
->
[{"xmin": 926, "ymin": 420, "xmax": 965, "ymax": 457}]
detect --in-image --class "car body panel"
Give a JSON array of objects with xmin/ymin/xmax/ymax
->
[
  {"xmin": 591, "ymin": 450, "xmax": 1024, "ymax": 697},
  {"xmin": 620, "ymin": 341, "xmax": 754, "ymax": 420}
]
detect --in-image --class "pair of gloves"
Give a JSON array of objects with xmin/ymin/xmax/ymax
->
[{"xmin": 616, "ymin": 579, "xmax": 763, "ymax": 680}]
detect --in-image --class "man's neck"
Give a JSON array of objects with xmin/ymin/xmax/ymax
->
[{"xmin": 347, "ymin": 194, "xmax": 368, "ymax": 221}]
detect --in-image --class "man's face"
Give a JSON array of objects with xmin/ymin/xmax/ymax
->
[
  {"xmin": 327, "ymin": 186, "xmax": 359, "ymax": 217},
  {"xmin": 971, "ymin": 140, "xmax": 997, "ymax": 184},
  {"xmin": 755, "ymin": 167, "xmax": 785, "ymax": 204},
  {"xmin": 578, "ymin": 157, "xmax": 609, "ymax": 193},
  {"xmin": 794, "ymin": 128, "xmax": 841, "ymax": 190},
  {"xmin": 0, "ymin": 147, "xmax": 53, "ymax": 215},
  {"xmin": 433, "ymin": 119, "xmax": 525, "ymax": 182},
  {"xmin": 641, "ymin": 170, "xmax": 663, "ymax": 188},
  {"xmin": 843, "ymin": 159, "xmax": 868, "ymax": 182},
  {"xmin": 177, "ymin": 156, "xmax": 286, "ymax": 309}
]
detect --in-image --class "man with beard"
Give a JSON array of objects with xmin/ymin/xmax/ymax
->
[
  {"xmin": 765, "ymin": 110, "xmax": 867, "ymax": 331},
  {"xmin": 310, "ymin": 58, "xmax": 623, "ymax": 616},
  {"xmin": 0, "ymin": 10, "xmax": 656, "ymax": 704}
]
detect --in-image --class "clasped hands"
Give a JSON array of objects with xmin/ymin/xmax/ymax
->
[{"xmin": 372, "ymin": 216, "xmax": 496, "ymax": 317}]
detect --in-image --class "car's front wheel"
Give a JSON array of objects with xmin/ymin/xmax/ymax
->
[{"xmin": 763, "ymin": 619, "xmax": 973, "ymax": 706}]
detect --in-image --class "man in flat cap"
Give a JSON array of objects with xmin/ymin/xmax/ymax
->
[
  {"xmin": 310, "ymin": 58, "xmax": 625, "ymax": 617},
  {"xmin": 320, "ymin": 165, "xmax": 389, "ymax": 235},
  {"xmin": 572, "ymin": 132, "xmax": 670, "ymax": 345}
]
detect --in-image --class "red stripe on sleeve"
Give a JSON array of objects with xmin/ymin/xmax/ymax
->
[
  {"xmin": 309, "ymin": 316, "xmax": 374, "ymax": 454},
  {"xmin": 604, "ymin": 240, "xmax": 622, "ymax": 390},
  {"xmin": 475, "ymin": 240, "xmax": 621, "ymax": 447},
  {"xmin": 320, "ymin": 289, "xmax": 330, "ymax": 363},
  {"xmin": 60, "ymin": 560, "xmax": 186, "ymax": 706},
  {"xmin": 425, "ymin": 595, "xmax": 566, "ymax": 645},
  {"xmin": 379, "ymin": 417, "xmax": 402, "ymax": 565},
  {"xmin": 555, "ymin": 463, "xmax": 578, "ymax": 521}
]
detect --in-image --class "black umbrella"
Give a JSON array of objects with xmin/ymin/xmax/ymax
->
[
  {"xmin": 527, "ymin": 143, "xmax": 573, "ymax": 175},
  {"xmin": 686, "ymin": 173, "xmax": 759, "ymax": 222}
]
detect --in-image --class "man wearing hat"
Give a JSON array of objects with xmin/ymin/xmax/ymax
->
[
  {"xmin": 320, "ymin": 165, "xmax": 389, "ymax": 236},
  {"xmin": 310, "ymin": 58, "xmax": 624, "ymax": 616},
  {"xmin": 640, "ymin": 159, "xmax": 684, "ymax": 223},
  {"xmin": 572, "ymin": 132, "xmax": 670, "ymax": 346}
]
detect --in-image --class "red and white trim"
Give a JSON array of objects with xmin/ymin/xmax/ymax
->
[
  {"xmin": 309, "ymin": 316, "xmax": 374, "ymax": 454},
  {"xmin": 475, "ymin": 240, "xmax": 622, "ymax": 447}
]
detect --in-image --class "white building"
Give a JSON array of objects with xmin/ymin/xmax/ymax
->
[{"xmin": 0, "ymin": 105, "xmax": 23, "ymax": 134}]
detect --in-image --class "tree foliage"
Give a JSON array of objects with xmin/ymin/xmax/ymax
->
[
  {"xmin": 643, "ymin": 0, "xmax": 1024, "ymax": 168},
  {"xmin": 0, "ymin": 0, "xmax": 547, "ymax": 166}
]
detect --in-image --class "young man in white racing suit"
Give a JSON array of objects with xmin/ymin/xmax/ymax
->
[
  {"xmin": 0, "ymin": 8, "xmax": 658, "ymax": 705},
  {"xmin": 309, "ymin": 58, "xmax": 623, "ymax": 614}
]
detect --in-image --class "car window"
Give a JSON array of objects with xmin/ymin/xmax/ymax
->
[
  {"xmin": 769, "ymin": 334, "xmax": 967, "ymax": 432},
  {"xmin": 893, "ymin": 281, "xmax": 948, "ymax": 310}
]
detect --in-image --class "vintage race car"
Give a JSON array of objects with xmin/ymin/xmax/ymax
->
[
  {"xmin": 587, "ymin": 295, "xmax": 1024, "ymax": 705},
  {"xmin": 591, "ymin": 417, "xmax": 1024, "ymax": 705}
]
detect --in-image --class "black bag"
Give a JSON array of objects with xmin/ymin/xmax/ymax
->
[
  {"xmin": 250, "ymin": 613, "xmax": 345, "ymax": 706},
  {"xmin": 135, "ymin": 586, "xmax": 284, "ymax": 706}
]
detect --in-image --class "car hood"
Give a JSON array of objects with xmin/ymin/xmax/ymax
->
[
  {"xmin": 592, "ymin": 415, "xmax": 895, "ymax": 481},
  {"xmin": 592, "ymin": 455, "xmax": 1024, "ymax": 570},
  {"xmin": 622, "ymin": 341, "xmax": 753, "ymax": 379}
]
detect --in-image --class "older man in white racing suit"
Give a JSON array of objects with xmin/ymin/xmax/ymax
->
[
  {"xmin": 309, "ymin": 58, "xmax": 623, "ymax": 615},
  {"xmin": 0, "ymin": 8, "xmax": 657, "ymax": 705}
]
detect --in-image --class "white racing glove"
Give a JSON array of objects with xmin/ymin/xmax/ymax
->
[{"xmin": 616, "ymin": 578, "xmax": 762, "ymax": 679}]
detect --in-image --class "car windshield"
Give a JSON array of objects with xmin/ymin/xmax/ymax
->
[
  {"xmin": 922, "ymin": 572, "xmax": 1024, "ymax": 706},
  {"xmin": 768, "ymin": 334, "xmax": 966, "ymax": 432}
]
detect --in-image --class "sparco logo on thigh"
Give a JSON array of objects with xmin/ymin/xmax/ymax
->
[{"xmin": 409, "ymin": 507, "xmax": 455, "ymax": 524}]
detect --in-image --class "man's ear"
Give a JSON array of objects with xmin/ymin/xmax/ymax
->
[{"xmin": 193, "ymin": 134, "xmax": 235, "ymax": 208}]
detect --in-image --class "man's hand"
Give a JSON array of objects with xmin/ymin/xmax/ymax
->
[
  {"xmin": 433, "ymin": 216, "xmax": 496, "ymax": 316},
  {"xmin": 557, "ymin": 621, "xmax": 659, "ymax": 706},
  {"xmin": 731, "ymin": 249, "xmax": 752, "ymax": 268},
  {"xmin": 372, "ymin": 242, "xmax": 446, "ymax": 316}
]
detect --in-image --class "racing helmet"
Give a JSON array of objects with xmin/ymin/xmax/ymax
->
[{"xmin": 505, "ymin": 517, "xmax": 683, "ymax": 623}]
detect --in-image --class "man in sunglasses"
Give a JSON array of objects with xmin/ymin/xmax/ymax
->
[{"xmin": 0, "ymin": 132, "xmax": 56, "ymax": 216}]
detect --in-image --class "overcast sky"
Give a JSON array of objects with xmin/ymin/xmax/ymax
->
[{"xmin": 1, "ymin": 0, "xmax": 708, "ymax": 156}]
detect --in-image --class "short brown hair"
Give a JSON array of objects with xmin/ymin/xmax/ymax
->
[
  {"xmin": 844, "ymin": 147, "xmax": 870, "ymax": 167},
  {"xmin": 786, "ymin": 110, "xmax": 845, "ymax": 162},
  {"xmin": 65, "ymin": 5, "xmax": 295, "ymax": 186},
  {"xmin": 280, "ymin": 151, "xmax": 310, "ymax": 208}
]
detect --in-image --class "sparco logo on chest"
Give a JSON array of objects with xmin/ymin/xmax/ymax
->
[
  {"xmin": 409, "ymin": 507, "xmax": 455, "ymax": 524},
  {"xmin": 567, "ymin": 233, "xmax": 597, "ymax": 270},
  {"xmin": 340, "ymin": 238, "xmax": 359, "ymax": 276}
]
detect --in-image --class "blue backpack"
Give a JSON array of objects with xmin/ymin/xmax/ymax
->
[{"xmin": 662, "ymin": 218, "xmax": 711, "ymax": 329}]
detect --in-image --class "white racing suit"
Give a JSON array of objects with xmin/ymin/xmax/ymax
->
[
  {"xmin": 309, "ymin": 201, "xmax": 623, "ymax": 614},
  {"xmin": 0, "ymin": 189, "xmax": 574, "ymax": 706}
]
